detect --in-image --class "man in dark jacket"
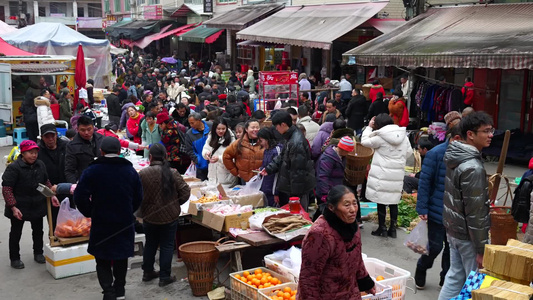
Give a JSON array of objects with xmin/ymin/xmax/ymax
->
[
  {"xmin": 65, "ymin": 115, "xmax": 104, "ymax": 184},
  {"xmin": 107, "ymin": 87, "xmax": 122, "ymax": 125},
  {"xmin": 439, "ymin": 112, "xmax": 493, "ymax": 300},
  {"xmin": 345, "ymin": 89, "xmax": 368, "ymax": 135},
  {"xmin": 262, "ymin": 110, "xmax": 316, "ymax": 211},
  {"xmin": 184, "ymin": 113, "xmax": 211, "ymax": 181},
  {"xmin": 224, "ymin": 95, "xmax": 245, "ymax": 130},
  {"xmin": 75, "ymin": 137, "xmax": 142, "ymax": 300},
  {"xmin": 38, "ymin": 124, "xmax": 68, "ymax": 229}
]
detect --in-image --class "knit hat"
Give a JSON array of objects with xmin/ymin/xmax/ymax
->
[
  {"xmin": 19, "ymin": 140, "xmax": 39, "ymax": 153},
  {"xmin": 444, "ymin": 111, "xmax": 461, "ymax": 127},
  {"xmin": 338, "ymin": 136, "xmax": 355, "ymax": 152},
  {"xmin": 100, "ymin": 136, "xmax": 121, "ymax": 154},
  {"xmin": 156, "ymin": 112, "xmax": 170, "ymax": 124}
]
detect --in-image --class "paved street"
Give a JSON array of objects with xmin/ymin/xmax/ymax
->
[{"xmin": 0, "ymin": 144, "xmax": 527, "ymax": 299}]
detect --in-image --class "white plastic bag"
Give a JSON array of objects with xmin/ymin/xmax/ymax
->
[
  {"xmin": 240, "ymin": 175, "xmax": 263, "ymax": 195},
  {"xmin": 404, "ymin": 220, "xmax": 429, "ymax": 255},
  {"xmin": 184, "ymin": 163, "xmax": 197, "ymax": 177},
  {"xmin": 249, "ymin": 211, "xmax": 279, "ymax": 230},
  {"xmin": 54, "ymin": 198, "xmax": 91, "ymax": 238}
]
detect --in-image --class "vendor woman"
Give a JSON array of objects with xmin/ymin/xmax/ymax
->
[
  {"xmin": 2, "ymin": 140, "xmax": 60, "ymax": 269},
  {"xmin": 298, "ymin": 185, "xmax": 375, "ymax": 299}
]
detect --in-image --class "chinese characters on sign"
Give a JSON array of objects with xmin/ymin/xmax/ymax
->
[
  {"xmin": 204, "ymin": 0, "xmax": 213, "ymax": 13},
  {"xmin": 143, "ymin": 5, "xmax": 163, "ymax": 20}
]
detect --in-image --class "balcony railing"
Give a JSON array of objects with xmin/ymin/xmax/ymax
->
[{"xmin": 35, "ymin": 16, "xmax": 76, "ymax": 26}]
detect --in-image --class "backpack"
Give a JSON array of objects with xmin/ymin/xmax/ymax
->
[{"xmin": 511, "ymin": 174, "xmax": 533, "ymax": 223}]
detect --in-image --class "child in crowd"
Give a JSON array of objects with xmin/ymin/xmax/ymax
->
[
  {"xmin": 234, "ymin": 122, "xmax": 245, "ymax": 140},
  {"xmin": 257, "ymin": 127, "xmax": 288, "ymax": 207}
]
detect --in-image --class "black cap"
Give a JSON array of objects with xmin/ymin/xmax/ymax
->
[
  {"xmin": 100, "ymin": 136, "xmax": 121, "ymax": 154},
  {"xmin": 40, "ymin": 123, "xmax": 57, "ymax": 136}
]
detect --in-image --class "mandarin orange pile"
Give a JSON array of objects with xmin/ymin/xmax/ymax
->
[
  {"xmin": 269, "ymin": 286, "xmax": 297, "ymax": 300},
  {"xmin": 234, "ymin": 268, "xmax": 283, "ymax": 290}
]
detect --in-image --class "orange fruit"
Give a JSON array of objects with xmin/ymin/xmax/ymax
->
[
  {"xmin": 290, "ymin": 296, "xmax": 295, "ymax": 300},
  {"xmin": 272, "ymin": 297, "xmax": 279, "ymax": 300},
  {"xmin": 261, "ymin": 278, "xmax": 268, "ymax": 285},
  {"xmin": 265, "ymin": 272, "xmax": 271, "ymax": 277},
  {"xmin": 259, "ymin": 285, "xmax": 264, "ymax": 289},
  {"xmin": 255, "ymin": 268, "xmax": 263, "ymax": 275},
  {"xmin": 243, "ymin": 271, "xmax": 250, "ymax": 277},
  {"xmin": 376, "ymin": 275, "xmax": 385, "ymax": 281},
  {"xmin": 283, "ymin": 287, "xmax": 292, "ymax": 293},
  {"xmin": 291, "ymin": 290, "xmax": 296, "ymax": 296},
  {"xmin": 256, "ymin": 273, "xmax": 263, "ymax": 279},
  {"xmin": 235, "ymin": 274, "xmax": 241, "ymax": 279},
  {"xmin": 240, "ymin": 277, "xmax": 247, "ymax": 283},
  {"xmin": 264, "ymin": 282, "xmax": 271, "ymax": 288},
  {"xmin": 247, "ymin": 275, "xmax": 254, "ymax": 281},
  {"xmin": 283, "ymin": 292, "xmax": 291, "ymax": 299},
  {"xmin": 277, "ymin": 291, "xmax": 284, "ymax": 298},
  {"xmin": 271, "ymin": 277, "xmax": 279, "ymax": 285}
]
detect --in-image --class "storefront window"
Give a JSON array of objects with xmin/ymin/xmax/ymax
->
[
  {"xmin": 88, "ymin": 3, "xmax": 102, "ymax": 17},
  {"xmin": 49, "ymin": 2, "xmax": 67, "ymax": 16},
  {"xmin": 498, "ymin": 69, "xmax": 524, "ymax": 131},
  {"xmin": 114, "ymin": 0, "xmax": 121, "ymax": 13},
  {"xmin": 9, "ymin": 1, "xmax": 27, "ymax": 16}
]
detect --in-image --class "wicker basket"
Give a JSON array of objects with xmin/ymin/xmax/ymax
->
[
  {"xmin": 489, "ymin": 206, "xmax": 517, "ymax": 245},
  {"xmin": 178, "ymin": 241, "xmax": 220, "ymax": 296},
  {"xmin": 345, "ymin": 143, "xmax": 374, "ymax": 186}
]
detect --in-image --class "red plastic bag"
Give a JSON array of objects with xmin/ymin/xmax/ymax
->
[{"xmin": 54, "ymin": 198, "xmax": 91, "ymax": 238}]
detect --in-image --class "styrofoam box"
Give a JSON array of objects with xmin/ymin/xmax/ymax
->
[
  {"xmin": 44, "ymin": 243, "xmax": 96, "ymax": 279},
  {"xmin": 0, "ymin": 137, "xmax": 8, "ymax": 147},
  {"xmin": 6, "ymin": 135, "xmax": 13, "ymax": 146},
  {"xmin": 264, "ymin": 254, "xmax": 299, "ymax": 283}
]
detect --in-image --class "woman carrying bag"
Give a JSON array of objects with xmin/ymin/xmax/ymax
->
[{"xmin": 202, "ymin": 118, "xmax": 237, "ymax": 186}]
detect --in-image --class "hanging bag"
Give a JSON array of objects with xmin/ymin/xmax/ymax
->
[
  {"xmin": 184, "ymin": 163, "xmax": 197, "ymax": 177},
  {"xmin": 54, "ymin": 198, "xmax": 91, "ymax": 238},
  {"xmin": 241, "ymin": 175, "xmax": 264, "ymax": 195},
  {"xmin": 404, "ymin": 219, "xmax": 429, "ymax": 255}
]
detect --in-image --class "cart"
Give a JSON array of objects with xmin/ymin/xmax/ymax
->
[{"xmin": 258, "ymin": 71, "xmax": 299, "ymax": 112}]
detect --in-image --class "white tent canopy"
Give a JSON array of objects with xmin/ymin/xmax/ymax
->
[
  {"xmin": 0, "ymin": 20, "xmax": 16, "ymax": 35},
  {"xmin": 0, "ymin": 22, "xmax": 111, "ymax": 87}
]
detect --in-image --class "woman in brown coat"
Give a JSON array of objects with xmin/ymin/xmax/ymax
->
[
  {"xmin": 223, "ymin": 119, "xmax": 264, "ymax": 182},
  {"xmin": 139, "ymin": 143, "xmax": 190, "ymax": 287}
]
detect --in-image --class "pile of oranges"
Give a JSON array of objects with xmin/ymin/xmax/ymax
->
[
  {"xmin": 268, "ymin": 286, "xmax": 297, "ymax": 300},
  {"xmin": 234, "ymin": 268, "xmax": 283, "ymax": 290}
]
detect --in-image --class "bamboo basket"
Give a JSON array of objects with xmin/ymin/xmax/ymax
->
[
  {"xmin": 178, "ymin": 241, "xmax": 220, "ymax": 296},
  {"xmin": 345, "ymin": 142, "xmax": 374, "ymax": 186},
  {"xmin": 489, "ymin": 206, "xmax": 517, "ymax": 245}
]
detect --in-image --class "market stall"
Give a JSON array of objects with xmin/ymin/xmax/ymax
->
[{"xmin": 257, "ymin": 71, "xmax": 299, "ymax": 112}]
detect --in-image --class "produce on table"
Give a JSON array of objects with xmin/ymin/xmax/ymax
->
[
  {"xmin": 234, "ymin": 268, "xmax": 284, "ymax": 290},
  {"xmin": 376, "ymin": 275, "xmax": 385, "ymax": 281},
  {"xmin": 191, "ymin": 195, "xmax": 219, "ymax": 204},
  {"xmin": 55, "ymin": 218, "xmax": 91, "ymax": 238},
  {"xmin": 254, "ymin": 207, "xmax": 282, "ymax": 213},
  {"xmin": 405, "ymin": 241, "xmax": 429, "ymax": 255},
  {"xmin": 263, "ymin": 215, "xmax": 312, "ymax": 234},
  {"xmin": 206, "ymin": 204, "xmax": 253, "ymax": 215},
  {"xmin": 267, "ymin": 286, "xmax": 297, "ymax": 300}
]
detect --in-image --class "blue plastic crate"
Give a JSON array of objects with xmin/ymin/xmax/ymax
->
[{"xmin": 360, "ymin": 202, "xmax": 377, "ymax": 217}]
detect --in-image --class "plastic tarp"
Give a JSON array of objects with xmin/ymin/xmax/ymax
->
[
  {"xmin": 0, "ymin": 23, "xmax": 111, "ymax": 87},
  {"xmin": 0, "ymin": 37, "xmax": 35, "ymax": 56},
  {"xmin": 0, "ymin": 20, "xmax": 16, "ymax": 35}
]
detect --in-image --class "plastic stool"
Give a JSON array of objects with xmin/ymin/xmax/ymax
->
[{"xmin": 13, "ymin": 127, "xmax": 28, "ymax": 146}]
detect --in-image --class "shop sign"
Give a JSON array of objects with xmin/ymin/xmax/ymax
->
[
  {"xmin": 204, "ymin": 0, "xmax": 213, "ymax": 13},
  {"xmin": 143, "ymin": 5, "xmax": 163, "ymax": 20},
  {"xmin": 260, "ymin": 71, "xmax": 298, "ymax": 85}
]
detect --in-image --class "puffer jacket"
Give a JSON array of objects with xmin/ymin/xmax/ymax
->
[
  {"xmin": 416, "ymin": 141, "xmax": 447, "ymax": 224},
  {"xmin": 265, "ymin": 126, "xmax": 316, "ymax": 196},
  {"xmin": 139, "ymin": 161, "xmax": 190, "ymax": 225},
  {"xmin": 316, "ymin": 145, "xmax": 345, "ymax": 199},
  {"xmin": 312, "ymin": 122, "xmax": 334, "ymax": 159},
  {"xmin": 524, "ymin": 191, "xmax": 533, "ymax": 244},
  {"xmin": 297, "ymin": 116, "xmax": 320, "ymax": 143},
  {"xmin": 361, "ymin": 125, "xmax": 413, "ymax": 205},
  {"xmin": 345, "ymin": 95, "xmax": 368, "ymax": 131},
  {"xmin": 369, "ymin": 84, "xmax": 386, "ymax": 103},
  {"xmin": 202, "ymin": 132, "xmax": 237, "ymax": 186},
  {"xmin": 443, "ymin": 141, "xmax": 490, "ymax": 254},
  {"xmin": 184, "ymin": 121, "xmax": 212, "ymax": 171},
  {"xmin": 223, "ymin": 136, "xmax": 264, "ymax": 182}
]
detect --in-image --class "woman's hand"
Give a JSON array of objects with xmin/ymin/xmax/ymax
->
[
  {"xmin": 11, "ymin": 207, "xmax": 22, "ymax": 220},
  {"xmin": 210, "ymin": 156, "xmax": 219, "ymax": 163},
  {"xmin": 365, "ymin": 287, "xmax": 376, "ymax": 295},
  {"xmin": 274, "ymin": 195, "xmax": 280, "ymax": 205},
  {"xmin": 51, "ymin": 196, "xmax": 60, "ymax": 207},
  {"xmin": 51, "ymin": 185, "xmax": 57, "ymax": 193}
]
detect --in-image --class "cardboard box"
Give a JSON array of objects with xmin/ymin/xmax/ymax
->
[
  {"xmin": 220, "ymin": 184, "xmax": 264, "ymax": 208},
  {"xmin": 202, "ymin": 210, "xmax": 253, "ymax": 232},
  {"xmin": 44, "ymin": 243, "xmax": 96, "ymax": 279},
  {"xmin": 483, "ymin": 240, "xmax": 533, "ymax": 283}
]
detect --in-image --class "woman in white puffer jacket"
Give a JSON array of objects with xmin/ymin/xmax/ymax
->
[
  {"xmin": 361, "ymin": 113, "xmax": 413, "ymax": 238},
  {"xmin": 202, "ymin": 118, "xmax": 238, "ymax": 187},
  {"xmin": 34, "ymin": 89, "xmax": 56, "ymax": 136}
]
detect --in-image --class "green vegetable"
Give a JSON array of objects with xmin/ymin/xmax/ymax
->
[
  {"xmin": 254, "ymin": 207, "xmax": 281, "ymax": 213},
  {"xmin": 398, "ymin": 199, "xmax": 418, "ymax": 228}
]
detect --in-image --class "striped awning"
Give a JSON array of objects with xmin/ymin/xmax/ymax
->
[
  {"xmin": 10, "ymin": 63, "xmax": 68, "ymax": 73},
  {"xmin": 343, "ymin": 3, "xmax": 533, "ymax": 70}
]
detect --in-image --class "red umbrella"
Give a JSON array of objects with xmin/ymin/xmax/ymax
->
[{"xmin": 74, "ymin": 44, "xmax": 87, "ymax": 109}]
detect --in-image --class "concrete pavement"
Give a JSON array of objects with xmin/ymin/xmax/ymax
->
[{"xmin": 0, "ymin": 143, "xmax": 528, "ymax": 299}]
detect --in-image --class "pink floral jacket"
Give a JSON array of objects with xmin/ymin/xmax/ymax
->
[{"xmin": 297, "ymin": 216, "xmax": 373, "ymax": 300}]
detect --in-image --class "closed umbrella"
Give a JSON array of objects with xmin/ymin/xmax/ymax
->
[{"xmin": 74, "ymin": 44, "xmax": 87, "ymax": 109}]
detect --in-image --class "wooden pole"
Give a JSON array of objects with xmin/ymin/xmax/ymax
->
[
  {"xmin": 46, "ymin": 197, "xmax": 54, "ymax": 245},
  {"xmin": 490, "ymin": 130, "xmax": 511, "ymax": 203}
]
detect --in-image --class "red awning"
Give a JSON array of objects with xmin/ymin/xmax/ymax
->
[
  {"xmin": 133, "ymin": 24, "xmax": 173, "ymax": 49},
  {"xmin": 205, "ymin": 30, "xmax": 224, "ymax": 44},
  {"xmin": 151, "ymin": 23, "xmax": 198, "ymax": 41},
  {"xmin": 0, "ymin": 37, "xmax": 35, "ymax": 56}
]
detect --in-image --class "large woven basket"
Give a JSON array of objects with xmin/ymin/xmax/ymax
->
[
  {"xmin": 489, "ymin": 206, "xmax": 517, "ymax": 245},
  {"xmin": 178, "ymin": 241, "xmax": 220, "ymax": 296},
  {"xmin": 345, "ymin": 143, "xmax": 374, "ymax": 186}
]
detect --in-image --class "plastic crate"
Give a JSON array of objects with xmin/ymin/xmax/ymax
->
[
  {"xmin": 257, "ymin": 281, "xmax": 391, "ymax": 300},
  {"xmin": 258, "ymin": 282, "xmax": 297, "ymax": 300},
  {"xmin": 230, "ymin": 267, "xmax": 292, "ymax": 300},
  {"xmin": 264, "ymin": 255, "xmax": 299, "ymax": 283},
  {"xmin": 364, "ymin": 258, "xmax": 411, "ymax": 300}
]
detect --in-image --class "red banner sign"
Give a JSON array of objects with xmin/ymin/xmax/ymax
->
[{"xmin": 259, "ymin": 71, "xmax": 298, "ymax": 85}]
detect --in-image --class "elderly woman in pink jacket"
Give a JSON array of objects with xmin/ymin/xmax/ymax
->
[{"xmin": 298, "ymin": 185, "xmax": 375, "ymax": 300}]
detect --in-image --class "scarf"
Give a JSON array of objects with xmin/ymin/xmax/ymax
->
[{"xmin": 323, "ymin": 207, "xmax": 358, "ymax": 242}]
